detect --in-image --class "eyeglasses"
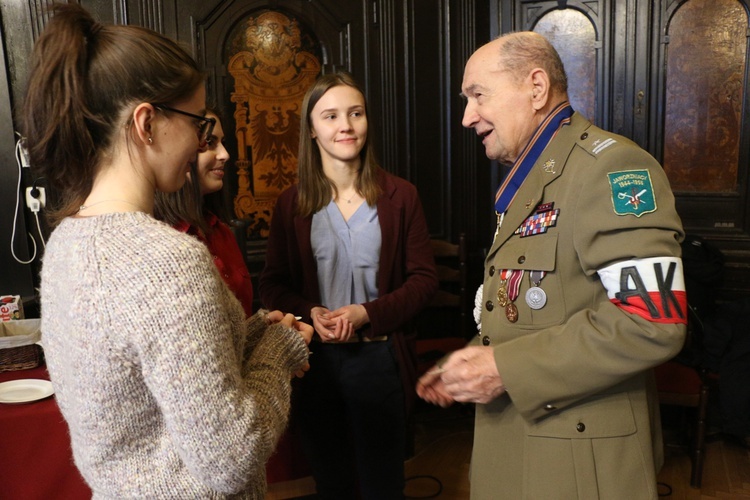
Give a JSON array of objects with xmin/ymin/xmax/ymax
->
[{"xmin": 153, "ymin": 105, "xmax": 216, "ymax": 145}]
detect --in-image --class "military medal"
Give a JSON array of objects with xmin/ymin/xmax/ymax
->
[
  {"xmin": 505, "ymin": 303, "xmax": 518, "ymax": 322},
  {"xmin": 525, "ymin": 270, "xmax": 547, "ymax": 310},
  {"xmin": 493, "ymin": 211, "xmax": 504, "ymax": 243},
  {"xmin": 503, "ymin": 269, "xmax": 524, "ymax": 323},
  {"xmin": 497, "ymin": 281, "xmax": 509, "ymax": 307},
  {"xmin": 497, "ymin": 269, "xmax": 511, "ymax": 307},
  {"xmin": 525, "ymin": 287, "xmax": 546, "ymax": 310}
]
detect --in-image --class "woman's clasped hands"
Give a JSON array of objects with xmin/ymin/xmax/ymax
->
[{"xmin": 310, "ymin": 305, "xmax": 368, "ymax": 343}]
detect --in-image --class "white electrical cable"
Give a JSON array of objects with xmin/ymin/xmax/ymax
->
[
  {"xmin": 34, "ymin": 212, "xmax": 46, "ymax": 250},
  {"xmin": 11, "ymin": 138, "xmax": 39, "ymax": 264}
]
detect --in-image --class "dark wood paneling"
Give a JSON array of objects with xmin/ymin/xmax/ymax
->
[
  {"xmin": 491, "ymin": 0, "xmax": 750, "ymax": 298},
  {"xmin": 0, "ymin": 9, "xmax": 35, "ymax": 301},
  {"xmin": 653, "ymin": 0, "xmax": 750, "ymax": 296},
  {"xmin": 0, "ymin": 0, "xmax": 493, "ymax": 301}
]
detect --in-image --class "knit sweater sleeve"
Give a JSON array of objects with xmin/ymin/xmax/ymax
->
[{"xmin": 121, "ymin": 228, "xmax": 308, "ymax": 493}]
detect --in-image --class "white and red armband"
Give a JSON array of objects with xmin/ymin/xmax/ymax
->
[{"xmin": 597, "ymin": 257, "xmax": 688, "ymax": 324}]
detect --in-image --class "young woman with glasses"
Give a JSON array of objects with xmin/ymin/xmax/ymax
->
[{"xmin": 21, "ymin": 4, "xmax": 312, "ymax": 498}]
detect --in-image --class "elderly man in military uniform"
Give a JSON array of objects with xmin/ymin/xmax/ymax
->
[{"xmin": 417, "ymin": 32, "xmax": 687, "ymax": 499}]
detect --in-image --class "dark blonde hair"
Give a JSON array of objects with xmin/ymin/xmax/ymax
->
[
  {"xmin": 296, "ymin": 72, "xmax": 382, "ymax": 217},
  {"xmin": 21, "ymin": 3, "xmax": 205, "ymax": 227},
  {"xmin": 495, "ymin": 32, "xmax": 568, "ymax": 96}
]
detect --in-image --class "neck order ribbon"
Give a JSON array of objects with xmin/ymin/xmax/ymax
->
[{"xmin": 494, "ymin": 102, "xmax": 574, "ymax": 214}]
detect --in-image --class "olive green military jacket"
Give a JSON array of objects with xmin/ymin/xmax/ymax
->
[{"xmin": 470, "ymin": 112, "xmax": 687, "ymax": 499}]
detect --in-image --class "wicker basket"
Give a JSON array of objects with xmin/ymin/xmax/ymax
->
[{"xmin": 0, "ymin": 319, "xmax": 42, "ymax": 372}]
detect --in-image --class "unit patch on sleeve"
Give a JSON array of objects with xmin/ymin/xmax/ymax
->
[{"xmin": 607, "ymin": 169, "xmax": 657, "ymax": 217}]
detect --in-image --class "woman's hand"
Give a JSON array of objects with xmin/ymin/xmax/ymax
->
[
  {"xmin": 268, "ymin": 310, "xmax": 313, "ymax": 378},
  {"xmin": 310, "ymin": 306, "xmax": 354, "ymax": 342},
  {"xmin": 328, "ymin": 304, "xmax": 368, "ymax": 330},
  {"xmin": 268, "ymin": 310, "xmax": 314, "ymax": 345}
]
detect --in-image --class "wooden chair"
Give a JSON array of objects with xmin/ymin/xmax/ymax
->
[
  {"xmin": 428, "ymin": 233, "xmax": 468, "ymax": 335},
  {"xmin": 654, "ymin": 306, "xmax": 711, "ymax": 488},
  {"xmin": 415, "ymin": 233, "xmax": 469, "ymax": 376},
  {"xmin": 655, "ymin": 361, "xmax": 710, "ymax": 488}
]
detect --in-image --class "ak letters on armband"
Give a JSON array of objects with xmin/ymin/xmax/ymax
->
[{"xmin": 597, "ymin": 168, "xmax": 687, "ymax": 324}]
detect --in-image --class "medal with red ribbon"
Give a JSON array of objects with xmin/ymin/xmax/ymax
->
[{"xmin": 503, "ymin": 269, "xmax": 524, "ymax": 323}]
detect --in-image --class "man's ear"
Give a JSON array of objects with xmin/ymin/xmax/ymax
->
[
  {"xmin": 131, "ymin": 103, "xmax": 156, "ymax": 146},
  {"xmin": 529, "ymin": 68, "xmax": 550, "ymax": 110}
]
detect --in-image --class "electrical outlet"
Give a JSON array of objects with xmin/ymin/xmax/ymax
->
[{"xmin": 25, "ymin": 186, "xmax": 46, "ymax": 212}]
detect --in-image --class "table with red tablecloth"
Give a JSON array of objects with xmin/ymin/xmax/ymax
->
[{"xmin": 0, "ymin": 365, "xmax": 91, "ymax": 500}]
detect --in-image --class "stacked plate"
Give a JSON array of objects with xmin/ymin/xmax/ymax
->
[{"xmin": 0, "ymin": 379, "xmax": 54, "ymax": 404}]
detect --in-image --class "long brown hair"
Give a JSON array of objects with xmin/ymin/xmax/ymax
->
[
  {"xmin": 21, "ymin": 3, "xmax": 205, "ymax": 227},
  {"xmin": 296, "ymin": 72, "xmax": 382, "ymax": 217}
]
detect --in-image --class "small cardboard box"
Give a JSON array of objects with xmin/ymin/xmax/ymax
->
[{"xmin": 0, "ymin": 295, "xmax": 25, "ymax": 322}]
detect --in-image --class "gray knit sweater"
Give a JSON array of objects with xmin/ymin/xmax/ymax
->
[{"xmin": 40, "ymin": 212, "xmax": 308, "ymax": 499}]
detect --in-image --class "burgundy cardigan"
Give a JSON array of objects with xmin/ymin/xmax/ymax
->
[{"xmin": 259, "ymin": 168, "xmax": 438, "ymax": 398}]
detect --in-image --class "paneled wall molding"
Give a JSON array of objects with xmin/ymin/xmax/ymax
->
[
  {"xmin": 138, "ymin": 0, "xmax": 163, "ymax": 32},
  {"xmin": 27, "ymin": 1, "xmax": 54, "ymax": 41},
  {"xmin": 371, "ymin": 0, "xmax": 399, "ymax": 171},
  {"xmin": 454, "ymin": 0, "xmax": 483, "ymax": 244}
]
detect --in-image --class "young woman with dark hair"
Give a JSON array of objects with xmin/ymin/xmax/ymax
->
[{"xmin": 154, "ymin": 111, "xmax": 255, "ymax": 316}]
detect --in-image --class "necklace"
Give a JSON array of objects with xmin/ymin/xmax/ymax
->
[
  {"xmin": 339, "ymin": 192, "xmax": 358, "ymax": 204},
  {"xmin": 78, "ymin": 199, "xmax": 143, "ymax": 213}
]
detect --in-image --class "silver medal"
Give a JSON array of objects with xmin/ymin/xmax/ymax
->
[{"xmin": 525, "ymin": 286, "xmax": 547, "ymax": 310}]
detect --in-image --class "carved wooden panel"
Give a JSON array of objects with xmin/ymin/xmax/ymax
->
[
  {"xmin": 663, "ymin": 0, "xmax": 745, "ymax": 193},
  {"xmin": 224, "ymin": 11, "xmax": 321, "ymax": 238},
  {"xmin": 196, "ymin": 1, "xmax": 356, "ymax": 241}
]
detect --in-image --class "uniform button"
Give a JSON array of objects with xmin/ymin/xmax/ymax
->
[
  {"xmin": 489, "ymin": 266, "xmax": 495, "ymax": 276},
  {"xmin": 581, "ymin": 132, "xmax": 588, "ymax": 140},
  {"xmin": 518, "ymin": 255, "xmax": 526, "ymax": 264},
  {"xmin": 544, "ymin": 404, "xmax": 557, "ymax": 411},
  {"xmin": 486, "ymin": 300, "xmax": 494, "ymax": 311},
  {"xmin": 576, "ymin": 423, "xmax": 586, "ymax": 432},
  {"xmin": 482, "ymin": 336, "xmax": 491, "ymax": 346}
]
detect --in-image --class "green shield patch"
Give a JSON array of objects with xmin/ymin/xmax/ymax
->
[{"xmin": 607, "ymin": 169, "xmax": 657, "ymax": 217}]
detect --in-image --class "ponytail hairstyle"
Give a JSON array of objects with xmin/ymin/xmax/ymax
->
[
  {"xmin": 296, "ymin": 71, "xmax": 382, "ymax": 218},
  {"xmin": 21, "ymin": 3, "xmax": 205, "ymax": 227}
]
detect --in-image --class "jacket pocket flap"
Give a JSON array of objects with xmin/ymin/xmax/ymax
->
[
  {"xmin": 491, "ymin": 234, "xmax": 557, "ymax": 272},
  {"xmin": 527, "ymin": 391, "xmax": 636, "ymax": 439}
]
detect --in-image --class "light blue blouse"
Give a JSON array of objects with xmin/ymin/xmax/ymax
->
[{"xmin": 311, "ymin": 201, "xmax": 381, "ymax": 310}]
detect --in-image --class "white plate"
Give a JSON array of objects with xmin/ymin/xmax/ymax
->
[{"xmin": 0, "ymin": 379, "xmax": 54, "ymax": 404}]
